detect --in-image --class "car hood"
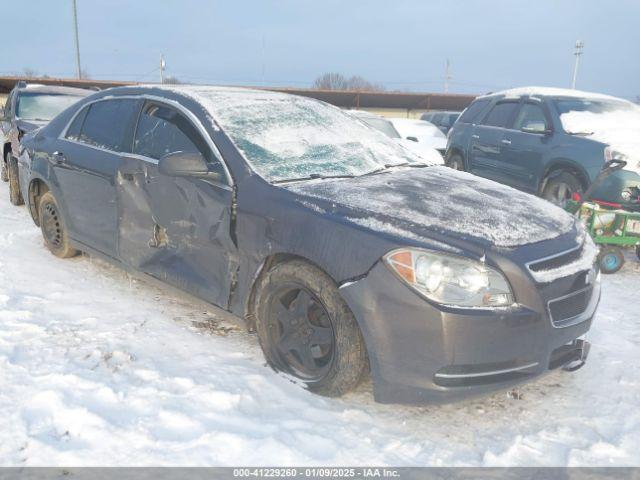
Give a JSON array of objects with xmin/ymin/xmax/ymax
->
[
  {"xmin": 285, "ymin": 166, "xmax": 576, "ymax": 249},
  {"xmin": 395, "ymin": 140, "xmax": 444, "ymax": 164}
]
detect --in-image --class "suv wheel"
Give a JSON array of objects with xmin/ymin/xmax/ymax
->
[
  {"xmin": 447, "ymin": 153, "xmax": 465, "ymax": 171},
  {"xmin": 38, "ymin": 191, "xmax": 79, "ymax": 258},
  {"xmin": 254, "ymin": 260, "xmax": 368, "ymax": 397},
  {"xmin": 8, "ymin": 156, "xmax": 24, "ymax": 206},
  {"xmin": 1, "ymin": 151, "xmax": 9, "ymax": 182},
  {"xmin": 542, "ymin": 172, "xmax": 583, "ymax": 207}
]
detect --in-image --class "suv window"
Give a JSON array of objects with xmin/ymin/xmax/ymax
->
[
  {"xmin": 481, "ymin": 101, "xmax": 518, "ymax": 128},
  {"xmin": 513, "ymin": 103, "xmax": 548, "ymax": 131},
  {"xmin": 134, "ymin": 102, "xmax": 227, "ymax": 180},
  {"xmin": 458, "ymin": 99, "xmax": 490, "ymax": 124},
  {"xmin": 77, "ymin": 99, "xmax": 139, "ymax": 152},
  {"xmin": 65, "ymin": 105, "xmax": 89, "ymax": 141}
]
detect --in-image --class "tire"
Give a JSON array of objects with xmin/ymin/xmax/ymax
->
[
  {"xmin": 254, "ymin": 260, "xmax": 368, "ymax": 397},
  {"xmin": 542, "ymin": 172, "xmax": 583, "ymax": 208},
  {"xmin": 598, "ymin": 245, "xmax": 625, "ymax": 274},
  {"xmin": 636, "ymin": 245, "xmax": 640, "ymax": 261},
  {"xmin": 1, "ymin": 151, "xmax": 9, "ymax": 182},
  {"xmin": 8, "ymin": 156, "xmax": 24, "ymax": 206},
  {"xmin": 447, "ymin": 153, "xmax": 465, "ymax": 171},
  {"xmin": 38, "ymin": 191, "xmax": 79, "ymax": 259}
]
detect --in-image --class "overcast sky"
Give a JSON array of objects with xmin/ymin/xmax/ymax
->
[{"xmin": 3, "ymin": 0, "xmax": 639, "ymax": 99}]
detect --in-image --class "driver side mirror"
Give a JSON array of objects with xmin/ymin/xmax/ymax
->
[{"xmin": 159, "ymin": 151, "xmax": 215, "ymax": 178}]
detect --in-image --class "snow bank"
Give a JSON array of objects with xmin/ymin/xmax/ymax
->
[{"xmin": 1, "ymin": 182, "xmax": 640, "ymax": 466}]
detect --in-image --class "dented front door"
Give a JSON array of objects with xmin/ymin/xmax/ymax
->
[{"xmin": 116, "ymin": 100, "xmax": 238, "ymax": 309}]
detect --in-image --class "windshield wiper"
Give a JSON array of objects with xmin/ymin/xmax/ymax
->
[
  {"xmin": 273, "ymin": 173, "xmax": 356, "ymax": 184},
  {"xmin": 360, "ymin": 162, "xmax": 429, "ymax": 176}
]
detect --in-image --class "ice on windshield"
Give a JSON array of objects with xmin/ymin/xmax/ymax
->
[
  {"xmin": 16, "ymin": 93, "xmax": 83, "ymax": 122},
  {"xmin": 172, "ymin": 87, "xmax": 422, "ymax": 182},
  {"xmin": 558, "ymin": 99, "xmax": 640, "ymax": 173}
]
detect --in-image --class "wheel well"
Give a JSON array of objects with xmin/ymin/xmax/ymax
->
[
  {"xmin": 28, "ymin": 179, "xmax": 50, "ymax": 226},
  {"xmin": 540, "ymin": 163, "xmax": 589, "ymax": 194},
  {"xmin": 244, "ymin": 253, "xmax": 331, "ymax": 332},
  {"xmin": 2, "ymin": 143, "xmax": 10, "ymax": 164}
]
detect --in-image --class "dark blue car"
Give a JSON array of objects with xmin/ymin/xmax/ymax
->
[
  {"xmin": 446, "ymin": 87, "xmax": 640, "ymax": 205},
  {"xmin": 18, "ymin": 85, "xmax": 599, "ymax": 404}
]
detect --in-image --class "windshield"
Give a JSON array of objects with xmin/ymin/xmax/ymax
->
[
  {"xmin": 199, "ymin": 90, "xmax": 421, "ymax": 182},
  {"xmin": 555, "ymin": 98, "xmax": 640, "ymax": 134},
  {"xmin": 16, "ymin": 93, "xmax": 82, "ymax": 121},
  {"xmin": 358, "ymin": 117, "xmax": 401, "ymax": 139},
  {"xmin": 394, "ymin": 120, "xmax": 446, "ymax": 139}
]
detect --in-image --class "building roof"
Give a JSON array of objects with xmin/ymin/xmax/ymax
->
[{"xmin": 0, "ymin": 76, "xmax": 477, "ymax": 111}]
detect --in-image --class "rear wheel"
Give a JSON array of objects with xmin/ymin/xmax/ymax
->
[
  {"xmin": 38, "ymin": 191, "xmax": 79, "ymax": 258},
  {"xmin": 598, "ymin": 246, "xmax": 625, "ymax": 274},
  {"xmin": 255, "ymin": 260, "xmax": 368, "ymax": 397},
  {"xmin": 8, "ymin": 156, "xmax": 23, "ymax": 206},
  {"xmin": 542, "ymin": 172, "xmax": 583, "ymax": 208},
  {"xmin": 447, "ymin": 153, "xmax": 465, "ymax": 171},
  {"xmin": 635, "ymin": 245, "xmax": 640, "ymax": 261},
  {"xmin": 1, "ymin": 151, "xmax": 9, "ymax": 182}
]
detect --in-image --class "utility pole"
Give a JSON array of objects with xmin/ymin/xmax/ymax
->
[
  {"xmin": 444, "ymin": 59, "xmax": 452, "ymax": 93},
  {"xmin": 160, "ymin": 54, "xmax": 166, "ymax": 84},
  {"xmin": 71, "ymin": 0, "xmax": 82, "ymax": 79},
  {"xmin": 571, "ymin": 40, "xmax": 584, "ymax": 89}
]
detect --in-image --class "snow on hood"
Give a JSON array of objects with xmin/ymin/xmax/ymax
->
[
  {"xmin": 286, "ymin": 166, "xmax": 576, "ymax": 248},
  {"xmin": 560, "ymin": 108, "xmax": 640, "ymax": 174}
]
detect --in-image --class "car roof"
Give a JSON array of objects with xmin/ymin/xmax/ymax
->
[{"xmin": 479, "ymin": 86, "xmax": 627, "ymax": 103}]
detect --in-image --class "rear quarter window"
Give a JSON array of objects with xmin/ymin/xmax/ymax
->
[{"xmin": 458, "ymin": 99, "xmax": 491, "ymax": 124}]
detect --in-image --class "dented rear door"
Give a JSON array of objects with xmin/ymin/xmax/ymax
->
[{"xmin": 117, "ymin": 100, "xmax": 237, "ymax": 309}]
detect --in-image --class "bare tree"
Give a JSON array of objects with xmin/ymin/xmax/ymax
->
[
  {"xmin": 313, "ymin": 72, "xmax": 349, "ymax": 90},
  {"xmin": 312, "ymin": 72, "xmax": 385, "ymax": 92},
  {"xmin": 79, "ymin": 68, "xmax": 92, "ymax": 79},
  {"xmin": 345, "ymin": 75, "xmax": 386, "ymax": 92},
  {"xmin": 23, "ymin": 67, "xmax": 39, "ymax": 78}
]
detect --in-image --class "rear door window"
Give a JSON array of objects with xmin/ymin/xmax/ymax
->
[
  {"xmin": 481, "ymin": 101, "xmax": 519, "ymax": 128},
  {"xmin": 134, "ymin": 102, "xmax": 227, "ymax": 180},
  {"xmin": 78, "ymin": 99, "xmax": 139, "ymax": 152}
]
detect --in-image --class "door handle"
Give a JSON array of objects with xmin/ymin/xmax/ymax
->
[
  {"xmin": 501, "ymin": 139, "xmax": 512, "ymax": 145},
  {"xmin": 471, "ymin": 134, "xmax": 480, "ymax": 139},
  {"xmin": 52, "ymin": 151, "xmax": 66, "ymax": 165}
]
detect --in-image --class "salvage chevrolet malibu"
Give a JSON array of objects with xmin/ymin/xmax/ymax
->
[{"xmin": 18, "ymin": 85, "xmax": 600, "ymax": 403}]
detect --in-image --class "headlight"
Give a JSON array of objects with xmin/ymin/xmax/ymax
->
[
  {"xmin": 384, "ymin": 248, "xmax": 514, "ymax": 308},
  {"xmin": 604, "ymin": 146, "xmax": 628, "ymax": 162}
]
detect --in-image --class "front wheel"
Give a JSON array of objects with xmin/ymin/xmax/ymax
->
[
  {"xmin": 8, "ymin": 157, "xmax": 24, "ymax": 206},
  {"xmin": 542, "ymin": 172, "xmax": 583, "ymax": 208},
  {"xmin": 598, "ymin": 246, "xmax": 625, "ymax": 274},
  {"xmin": 254, "ymin": 260, "xmax": 368, "ymax": 397},
  {"xmin": 38, "ymin": 191, "xmax": 79, "ymax": 259},
  {"xmin": 447, "ymin": 153, "xmax": 465, "ymax": 171}
]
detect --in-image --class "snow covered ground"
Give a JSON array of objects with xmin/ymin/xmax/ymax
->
[{"xmin": 0, "ymin": 181, "xmax": 639, "ymax": 467}]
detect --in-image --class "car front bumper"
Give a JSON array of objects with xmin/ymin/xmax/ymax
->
[{"xmin": 339, "ymin": 261, "xmax": 600, "ymax": 404}]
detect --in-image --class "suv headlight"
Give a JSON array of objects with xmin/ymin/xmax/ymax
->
[
  {"xmin": 604, "ymin": 146, "xmax": 628, "ymax": 162},
  {"xmin": 384, "ymin": 248, "xmax": 514, "ymax": 308}
]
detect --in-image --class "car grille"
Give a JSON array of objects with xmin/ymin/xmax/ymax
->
[
  {"xmin": 527, "ymin": 244, "xmax": 583, "ymax": 272},
  {"xmin": 547, "ymin": 286, "xmax": 593, "ymax": 328}
]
